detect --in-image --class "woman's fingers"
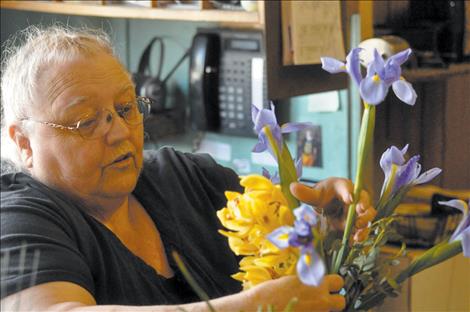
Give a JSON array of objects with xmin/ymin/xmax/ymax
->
[
  {"xmin": 324, "ymin": 275, "xmax": 346, "ymax": 311},
  {"xmin": 355, "ymin": 206, "xmax": 377, "ymax": 228},
  {"xmin": 355, "ymin": 190, "xmax": 371, "ymax": 214},
  {"xmin": 330, "ymin": 178, "xmax": 354, "ymax": 205},
  {"xmin": 355, "ymin": 190, "xmax": 376, "ymax": 228},
  {"xmin": 325, "ymin": 274, "xmax": 344, "ymax": 292},
  {"xmin": 329, "ymin": 295, "xmax": 346, "ymax": 311},
  {"xmin": 290, "ymin": 178, "xmax": 353, "ymax": 208},
  {"xmin": 354, "ymin": 228, "xmax": 371, "ymax": 242},
  {"xmin": 290, "ymin": 182, "xmax": 323, "ymax": 205}
]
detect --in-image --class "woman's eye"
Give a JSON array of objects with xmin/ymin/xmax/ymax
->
[
  {"xmin": 78, "ymin": 116, "xmax": 98, "ymax": 129},
  {"xmin": 117, "ymin": 104, "xmax": 134, "ymax": 117}
]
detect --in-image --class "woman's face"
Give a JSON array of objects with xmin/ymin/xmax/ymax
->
[{"xmin": 27, "ymin": 52, "xmax": 144, "ymax": 203}]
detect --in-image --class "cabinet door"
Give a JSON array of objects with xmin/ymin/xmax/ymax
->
[{"xmin": 263, "ymin": 1, "xmax": 359, "ymax": 100}]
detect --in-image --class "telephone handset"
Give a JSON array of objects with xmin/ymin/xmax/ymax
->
[
  {"xmin": 189, "ymin": 28, "xmax": 268, "ymax": 136},
  {"xmin": 188, "ymin": 33, "xmax": 221, "ymax": 131}
]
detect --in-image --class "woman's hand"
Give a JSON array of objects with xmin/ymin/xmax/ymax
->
[
  {"xmin": 290, "ymin": 178, "xmax": 376, "ymax": 241},
  {"xmin": 247, "ymin": 274, "xmax": 345, "ymax": 312}
]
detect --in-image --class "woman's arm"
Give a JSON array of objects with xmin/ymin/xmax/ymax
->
[{"xmin": 1, "ymin": 275, "xmax": 345, "ymax": 312}]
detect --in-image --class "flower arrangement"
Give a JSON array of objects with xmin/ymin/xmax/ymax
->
[{"xmin": 217, "ymin": 47, "xmax": 469, "ymax": 310}]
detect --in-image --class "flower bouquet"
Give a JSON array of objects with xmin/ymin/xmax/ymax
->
[{"xmin": 216, "ymin": 47, "xmax": 469, "ymax": 311}]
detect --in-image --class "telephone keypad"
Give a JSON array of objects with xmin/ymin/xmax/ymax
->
[
  {"xmin": 204, "ymin": 29, "xmax": 268, "ymax": 136},
  {"xmin": 218, "ymin": 54, "xmax": 260, "ymax": 136}
]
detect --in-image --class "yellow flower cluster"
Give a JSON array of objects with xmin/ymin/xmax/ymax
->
[{"xmin": 217, "ymin": 175, "xmax": 299, "ymax": 290}]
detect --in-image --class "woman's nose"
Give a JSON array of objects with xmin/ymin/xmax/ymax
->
[{"xmin": 105, "ymin": 112, "xmax": 130, "ymax": 144}]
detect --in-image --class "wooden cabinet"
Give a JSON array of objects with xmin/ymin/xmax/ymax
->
[
  {"xmin": 379, "ymin": 248, "xmax": 470, "ymax": 311},
  {"xmin": 372, "ymin": 64, "xmax": 470, "ymax": 191},
  {"xmin": 0, "ymin": 0, "xmax": 369, "ymax": 100}
]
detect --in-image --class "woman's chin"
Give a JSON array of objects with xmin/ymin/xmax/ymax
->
[{"xmin": 100, "ymin": 166, "xmax": 140, "ymax": 197}]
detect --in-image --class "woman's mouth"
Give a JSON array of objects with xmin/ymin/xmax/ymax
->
[
  {"xmin": 108, "ymin": 152, "xmax": 134, "ymax": 168},
  {"xmin": 112, "ymin": 152, "xmax": 132, "ymax": 164}
]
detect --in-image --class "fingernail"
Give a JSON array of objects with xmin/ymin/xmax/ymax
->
[{"xmin": 348, "ymin": 194, "xmax": 353, "ymax": 203}]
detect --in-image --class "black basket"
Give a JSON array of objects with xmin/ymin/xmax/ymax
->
[{"xmin": 389, "ymin": 193, "xmax": 464, "ymax": 248}]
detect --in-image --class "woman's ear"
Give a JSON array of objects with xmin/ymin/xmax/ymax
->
[{"xmin": 9, "ymin": 124, "xmax": 33, "ymax": 169}]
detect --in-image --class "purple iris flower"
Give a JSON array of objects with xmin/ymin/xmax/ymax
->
[
  {"xmin": 438, "ymin": 199, "xmax": 470, "ymax": 257},
  {"xmin": 267, "ymin": 204, "xmax": 325, "ymax": 286},
  {"xmin": 252, "ymin": 104, "xmax": 312, "ymax": 159},
  {"xmin": 262, "ymin": 167, "xmax": 280, "ymax": 184},
  {"xmin": 359, "ymin": 48, "xmax": 417, "ymax": 105},
  {"xmin": 380, "ymin": 144, "xmax": 441, "ymax": 195},
  {"xmin": 321, "ymin": 48, "xmax": 362, "ymax": 87},
  {"xmin": 262, "ymin": 158, "xmax": 303, "ymax": 184}
]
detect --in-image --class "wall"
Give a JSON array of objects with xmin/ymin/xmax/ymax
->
[{"xmin": 0, "ymin": 9, "xmax": 352, "ymax": 181}]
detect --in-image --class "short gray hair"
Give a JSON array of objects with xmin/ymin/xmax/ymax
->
[{"xmin": 1, "ymin": 25, "xmax": 117, "ymax": 170}]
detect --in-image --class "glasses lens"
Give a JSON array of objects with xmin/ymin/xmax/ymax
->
[
  {"xmin": 77, "ymin": 110, "xmax": 112, "ymax": 139},
  {"xmin": 118, "ymin": 100, "xmax": 142, "ymax": 126},
  {"xmin": 136, "ymin": 97, "xmax": 152, "ymax": 121},
  {"xmin": 76, "ymin": 97, "xmax": 150, "ymax": 139}
]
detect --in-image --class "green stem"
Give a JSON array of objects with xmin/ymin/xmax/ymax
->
[
  {"xmin": 264, "ymin": 126, "xmax": 299, "ymax": 210},
  {"xmin": 357, "ymin": 240, "xmax": 462, "ymax": 311},
  {"xmin": 376, "ymin": 164, "xmax": 398, "ymax": 212},
  {"xmin": 396, "ymin": 240, "xmax": 462, "ymax": 283},
  {"xmin": 172, "ymin": 251, "xmax": 216, "ymax": 312},
  {"xmin": 332, "ymin": 103, "xmax": 376, "ymax": 274}
]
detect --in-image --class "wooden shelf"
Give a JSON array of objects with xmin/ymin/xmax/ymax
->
[
  {"xmin": 0, "ymin": 1, "xmax": 261, "ymax": 24},
  {"xmin": 403, "ymin": 63, "xmax": 470, "ymax": 82}
]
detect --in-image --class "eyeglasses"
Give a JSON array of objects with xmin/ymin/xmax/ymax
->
[{"xmin": 21, "ymin": 96, "xmax": 152, "ymax": 139}]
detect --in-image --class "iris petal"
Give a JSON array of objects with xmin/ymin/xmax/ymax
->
[
  {"xmin": 359, "ymin": 76, "xmax": 388, "ymax": 105},
  {"xmin": 320, "ymin": 57, "xmax": 346, "ymax": 74},
  {"xmin": 281, "ymin": 122, "xmax": 312, "ymax": 134},
  {"xmin": 371, "ymin": 49, "xmax": 386, "ymax": 79},
  {"xmin": 292, "ymin": 220, "xmax": 312, "ymax": 238},
  {"xmin": 438, "ymin": 199, "xmax": 468, "ymax": 215},
  {"xmin": 346, "ymin": 48, "xmax": 363, "ymax": 86},
  {"xmin": 294, "ymin": 204, "xmax": 317, "ymax": 226},
  {"xmin": 270, "ymin": 126, "xmax": 283, "ymax": 153},
  {"xmin": 251, "ymin": 105, "xmax": 260, "ymax": 125},
  {"xmin": 394, "ymin": 155, "xmax": 420, "ymax": 192},
  {"xmin": 262, "ymin": 167, "xmax": 271, "ymax": 180},
  {"xmin": 392, "ymin": 79, "xmax": 417, "ymax": 106},
  {"xmin": 389, "ymin": 48, "xmax": 412, "ymax": 66},
  {"xmin": 295, "ymin": 157, "xmax": 303, "ymax": 178},
  {"xmin": 438, "ymin": 200, "xmax": 469, "ymax": 244},
  {"xmin": 297, "ymin": 250, "xmax": 325, "ymax": 286},
  {"xmin": 401, "ymin": 144, "xmax": 409, "ymax": 155},
  {"xmin": 380, "ymin": 145, "xmax": 407, "ymax": 173},
  {"xmin": 262, "ymin": 167, "xmax": 280, "ymax": 184},
  {"xmin": 365, "ymin": 62, "xmax": 375, "ymax": 78},
  {"xmin": 254, "ymin": 109, "xmax": 277, "ymax": 134},
  {"xmin": 413, "ymin": 167, "xmax": 442, "ymax": 185},
  {"xmin": 267, "ymin": 226, "xmax": 293, "ymax": 249},
  {"xmin": 252, "ymin": 134, "xmax": 268, "ymax": 153},
  {"xmin": 462, "ymin": 229, "xmax": 470, "ymax": 257}
]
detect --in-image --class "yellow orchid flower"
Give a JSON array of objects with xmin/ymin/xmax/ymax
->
[{"xmin": 217, "ymin": 174, "xmax": 299, "ymax": 289}]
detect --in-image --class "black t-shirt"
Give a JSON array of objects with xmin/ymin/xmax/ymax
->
[{"xmin": 0, "ymin": 147, "xmax": 243, "ymax": 305}]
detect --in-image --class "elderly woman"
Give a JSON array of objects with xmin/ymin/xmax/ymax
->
[{"xmin": 0, "ymin": 26, "xmax": 376, "ymax": 311}]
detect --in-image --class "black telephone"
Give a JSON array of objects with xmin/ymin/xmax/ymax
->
[
  {"xmin": 189, "ymin": 33, "xmax": 221, "ymax": 131},
  {"xmin": 189, "ymin": 28, "xmax": 268, "ymax": 136}
]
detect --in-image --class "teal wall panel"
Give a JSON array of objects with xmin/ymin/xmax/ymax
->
[{"xmin": 1, "ymin": 9, "xmax": 352, "ymax": 181}]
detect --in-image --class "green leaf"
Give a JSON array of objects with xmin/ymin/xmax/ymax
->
[
  {"xmin": 283, "ymin": 297, "xmax": 298, "ymax": 312},
  {"xmin": 390, "ymin": 259, "xmax": 400, "ymax": 266},
  {"xmin": 396, "ymin": 240, "xmax": 463, "ymax": 283},
  {"xmin": 172, "ymin": 251, "xmax": 216, "ymax": 312},
  {"xmin": 333, "ymin": 104, "xmax": 376, "ymax": 274},
  {"xmin": 278, "ymin": 141, "xmax": 300, "ymax": 210}
]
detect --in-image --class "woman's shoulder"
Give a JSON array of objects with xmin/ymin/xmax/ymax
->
[
  {"xmin": 1, "ymin": 170, "xmax": 86, "ymax": 231},
  {"xmin": 143, "ymin": 146, "xmax": 214, "ymax": 166},
  {"xmin": 142, "ymin": 147, "xmax": 241, "ymax": 192}
]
